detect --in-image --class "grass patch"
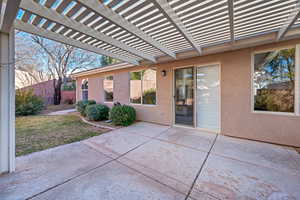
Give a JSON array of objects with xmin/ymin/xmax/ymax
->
[
  {"xmin": 41, "ymin": 104, "xmax": 75, "ymax": 114},
  {"xmin": 16, "ymin": 114, "xmax": 108, "ymax": 156}
]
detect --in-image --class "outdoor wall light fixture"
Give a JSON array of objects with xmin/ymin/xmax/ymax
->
[{"xmin": 161, "ymin": 70, "xmax": 167, "ymax": 77}]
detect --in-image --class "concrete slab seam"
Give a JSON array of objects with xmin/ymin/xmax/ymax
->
[{"xmin": 184, "ymin": 134, "xmax": 220, "ymax": 200}]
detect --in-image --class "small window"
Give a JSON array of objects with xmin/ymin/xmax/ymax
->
[
  {"xmin": 130, "ymin": 69, "xmax": 156, "ymax": 105},
  {"xmin": 253, "ymin": 48, "xmax": 295, "ymax": 113},
  {"xmin": 82, "ymin": 79, "xmax": 88, "ymax": 101},
  {"xmin": 104, "ymin": 75, "xmax": 114, "ymax": 102}
]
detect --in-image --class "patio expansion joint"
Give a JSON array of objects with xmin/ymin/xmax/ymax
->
[
  {"xmin": 153, "ymin": 137, "xmax": 211, "ymax": 154},
  {"xmin": 25, "ymin": 134, "xmax": 155, "ymax": 200},
  {"xmin": 210, "ymin": 151, "xmax": 300, "ymax": 177},
  {"xmin": 115, "ymin": 157, "xmax": 191, "ymax": 197},
  {"xmin": 184, "ymin": 133, "xmax": 220, "ymax": 200},
  {"xmin": 130, "ymin": 126, "xmax": 173, "ymax": 140}
]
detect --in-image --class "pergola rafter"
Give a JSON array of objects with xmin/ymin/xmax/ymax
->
[
  {"xmin": 277, "ymin": 0, "xmax": 300, "ymax": 40},
  {"xmin": 227, "ymin": 0, "xmax": 235, "ymax": 42},
  {"xmin": 14, "ymin": 20, "xmax": 139, "ymax": 65},
  {"xmin": 19, "ymin": 0, "xmax": 156, "ymax": 63},
  {"xmin": 0, "ymin": 0, "xmax": 21, "ymax": 33},
  {"xmin": 150, "ymin": 0, "xmax": 202, "ymax": 54},
  {"xmin": 76, "ymin": 0, "xmax": 177, "ymax": 59}
]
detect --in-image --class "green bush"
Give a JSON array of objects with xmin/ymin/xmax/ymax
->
[
  {"xmin": 15, "ymin": 89, "xmax": 44, "ymax": 116},
  {"xmin": 110, "ymin": 105, "xmax": 136, "ymax": 126},
  {"xmin": 85, "ymin": 104, "xmax": 109, "ymax": 121},
  {"xmin": 76, "ymin": 100, "xmax": 96, "ymax": 116}
]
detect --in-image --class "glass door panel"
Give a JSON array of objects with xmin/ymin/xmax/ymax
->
[
  {"xmin": 196, "ymin": 65, "xmax": 220, "ymax": 131},
  {"xmin": 174, "ymin": 67, "xmax": 194, "ymax": 126}
]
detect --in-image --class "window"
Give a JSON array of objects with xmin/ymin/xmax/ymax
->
[
  {"xmin": 82, "ymin": 79, "xmax": 88, "ymax": 101},
  {"xmin": 130, "ymin": 69, "xmax": 156, "ymax": 105},
  {"xmin": 130, "ymin": 71, "xmax": 142, "ymax": 103},
  {"xmin": 104, "ymin": 75, "xmax": 114, "ymax": 102},
  {"xmin": 253, "ymin": 48, "xmax": 295, "ymax": 113}
]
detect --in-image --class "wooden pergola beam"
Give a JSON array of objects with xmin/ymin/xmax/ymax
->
[
  {"xmin": 76, "ymin": 0, "xmax": 177, "ymax": 58},
  {"xmin": 150, "ymin": 0, "xmax": 202, "ymax": 54},
  {"xmin": 0, "ymin": 0, "xmax": 21, "ymax": 33},
  {"xmin": 19, "ymin": 0, "xmax": 156, "ymax": 63},
  {"xmin": 227, "ymin": 0, "xmax": 235, "ymax": 42},
  {"xmin": 277, "ymin": 0, "xmax": 300, "ymax": 41}
]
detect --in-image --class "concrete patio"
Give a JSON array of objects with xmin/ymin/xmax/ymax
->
[{"xmin": 0, "ymin": 122, "xmax": 299, "ymax": 200}]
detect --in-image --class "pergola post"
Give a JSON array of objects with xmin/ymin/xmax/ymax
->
[{"xmin": 0, "ymin": 29, "xmax": 15, "ymax": 174}]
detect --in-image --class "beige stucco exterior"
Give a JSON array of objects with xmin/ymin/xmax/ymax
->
[{"xmin": 75, "ymin": 39, "xmax": 300, "ymax": 147}]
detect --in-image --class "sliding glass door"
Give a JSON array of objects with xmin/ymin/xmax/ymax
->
[
  {"xmin": 174, "ymin": 65, "xmax": 220, "ymax": 132},
  {"xmin": 174, "ymin": 67, "xmax": 194, "ymax": 126}
]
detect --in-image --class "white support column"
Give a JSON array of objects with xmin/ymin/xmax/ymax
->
[{"xmin": 0, "ymin": 29, "xmax": 15, "ymax": 174}]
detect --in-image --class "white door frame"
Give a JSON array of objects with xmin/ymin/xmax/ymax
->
[{"xmin": 172, "ymin": 63, "xmax": 221, "ymax": 134}]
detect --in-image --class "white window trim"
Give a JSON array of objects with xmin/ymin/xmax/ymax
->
[
  {"xmin": 251, "ymin": 45, "xmax": 300, "ymax": 116},
  {"xmin": 295, "ymin": 45, "xmax": 300, "ymax": 116},
  {"xmin": 129, "ymin": 69, "xmax": 157, "ymax": 106},
  {"xmin": 103, "ymin": 75, "xmax": 114, "ymax": 103}
]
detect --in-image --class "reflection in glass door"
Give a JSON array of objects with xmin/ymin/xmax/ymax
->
[{"xmin": 174, "ymin": 67, "xmax": 194, "ymax": 126}]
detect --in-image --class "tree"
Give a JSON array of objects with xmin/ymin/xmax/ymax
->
[
  {"xmin": 15, "ymin": 31, "xmax": 52, "ymax": 88},
  {"xmin": 15, "ymin": 32, "xmax": 105, "ymax": 104},
  {"xmin": 100, "ymin": 55, "xmax": 118, "ymax": 66},
  {"xmin": 15, "ymin": 69, "xmax": 50, "ymax": 88}
]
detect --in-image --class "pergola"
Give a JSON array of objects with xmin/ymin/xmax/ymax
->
[{"xmin": 1, "ymin": 0, "xmax": 300, "ymax": 173}]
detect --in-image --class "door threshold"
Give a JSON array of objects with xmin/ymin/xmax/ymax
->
[{"xmin": 172, "ymin": 124, "xmax": 220, "ymax": 134}]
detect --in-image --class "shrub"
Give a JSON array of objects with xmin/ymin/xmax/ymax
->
[
  {"xmin": 85, "ymin": 104, "xmax": 109, "ymax": 121},
  {"xmin": 110, "ymin": 104, "xmax": 136, "ymax": 126},
  {"xmin": 76, "ymin": 100, "xmax": 96, "ymax": 116},
  {"xmin": 15, "ymin": 89, "xmax": 44, "ymax": 116}
]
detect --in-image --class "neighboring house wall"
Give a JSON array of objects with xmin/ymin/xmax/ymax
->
[
  {"xmin": 61, "ymin": 90, "xmax": 76, "ymax": 103},
  {"xmin": 22, "ymin": 80, "xmax": 55, "ymax": 105},
  {"xmin": 76, "ymin": 38, "xmax": 300, "ymax": 147},
  {"xmin": 21, "ymin": 80, "xmax": 76, "ymax": 104}
]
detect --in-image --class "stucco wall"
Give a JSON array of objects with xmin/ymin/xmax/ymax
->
[
  {"xmin": 76, "ymin": 38, "xmax": 300, "ymax": 147},
  {"xmin": 88, "ymin": 76, "xmax": 103, "ymax": 102}
]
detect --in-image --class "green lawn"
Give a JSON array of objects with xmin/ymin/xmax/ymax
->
[
  {"xmin": 16, "ymin": 114, "xmax": 108, "ymax": 156},
  {"xmin": 41, "ymin": 104, "xmax": 75, "ymax": 114}
]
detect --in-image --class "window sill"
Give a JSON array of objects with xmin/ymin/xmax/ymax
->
[
  {"xmin": 252, "ymin": 110, "xmax": 298, "ymax": 117},
  {"xmin": 129, "ymin": 103, "xmax": 157, "ymax": 107},
  {"xmin": 104, "ymin": 101, "xmax": 114, "ymax": 104}
]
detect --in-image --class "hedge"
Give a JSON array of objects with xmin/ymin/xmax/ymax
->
[
  {"xmin": 110, "ymin": 104, "xmax": 136, "ymax": 126},
  {"xmin": 85, "ymin": 104, "xmax": 109, "ymax": 121},
  {"xmin": 76, "ymin": 100, "xmax": 96, "ymax": 116}
]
